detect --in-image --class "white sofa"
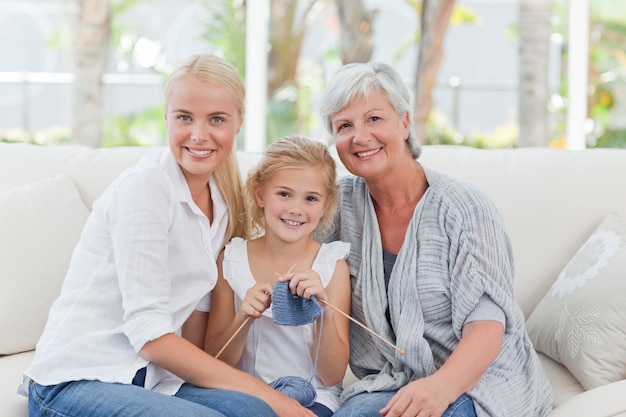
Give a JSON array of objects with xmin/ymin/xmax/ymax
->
[{"xmin": 1, "ymin": 142, "xmax": 626, "ymax": 417}]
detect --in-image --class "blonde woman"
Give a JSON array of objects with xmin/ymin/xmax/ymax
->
[{"xmin": 20, "ymin": 55, "xmax": 314, "ymax": 417}]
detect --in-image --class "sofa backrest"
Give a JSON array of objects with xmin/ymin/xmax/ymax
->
[
  {"xmin": 2, "ymin": 142, "xmax": 626, "ymax": 317},
  {"xmin": 0, "ymin": 144, "xmax": 164, "ymax": 209},
  {"xmin": 418, "ymin": 145, "xmax": 626, "ymax": 316}
]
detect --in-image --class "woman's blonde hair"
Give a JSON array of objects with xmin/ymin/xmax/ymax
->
[
  {"xmin": 164, "ymin": 54, "xmax": 248, "ymax": 245},
  {"xmin": 246, "ymin": 135, "xmax": 338, "ymax": 239}
]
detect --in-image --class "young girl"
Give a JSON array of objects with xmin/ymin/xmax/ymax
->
[
  {"xmin": 20, "ymin": 54, "xmax": 314, "ymax": 417},
  {"xmin": 205, "ymin": 135, "xmax": 351, "ymax": 417}
]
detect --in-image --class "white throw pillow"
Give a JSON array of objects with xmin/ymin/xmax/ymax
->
[
  {"xmin": 526, "ymin": 212, "xmax": 626, "ymax": 390},
  {"xmin": 0, "ymin": 175, "xmax": 90, "ymax": 355}
]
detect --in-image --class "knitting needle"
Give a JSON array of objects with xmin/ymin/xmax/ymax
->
[
  {"xmin": 214, "ymin": 316, "xmax": 250, "ymax": 359},
  {"xmin": 215, "ymin": 265, "xmax": 297, "ymax": 360},
  {"xmin": 316, "ymin": 298, "xmax": 405, "ymax": 355},
  {"xmin": 274, "ymin": 267, "xmax": 405, "ymax": 355}
]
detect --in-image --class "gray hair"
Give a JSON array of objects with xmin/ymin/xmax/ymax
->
[{"xmin": 319, "ymin": 61, "xmax": 421, "ymax": 159}]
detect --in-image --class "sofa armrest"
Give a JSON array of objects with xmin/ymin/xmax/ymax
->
[{"xmin": 548, "ymin": 379, "xmax": 626, "ymax": 417}]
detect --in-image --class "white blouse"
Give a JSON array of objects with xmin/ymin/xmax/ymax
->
[
  {"xmin": 222, "ymin": 237, "xmax": 350, "ymax": 412},
  {"xmin": 20, "ymin": 148, "xmax": 227, "ymax": 396}
]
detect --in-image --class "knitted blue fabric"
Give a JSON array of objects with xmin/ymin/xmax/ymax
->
[
  {"xmin": 268, "ymin": 280, "xmax": 323, "ymax": 406},
  {"xmin": 271, "ymin": 280, "xmax": 323, "ymax": 326}
]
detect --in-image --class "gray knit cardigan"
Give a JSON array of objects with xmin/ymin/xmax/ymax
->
[{"xmin": 327, "ymin": 166, "xmax": 553, "ymax": 417}]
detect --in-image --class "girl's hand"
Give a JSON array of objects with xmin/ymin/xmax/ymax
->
[
  {"xmin": 279, "ymin": 270, "xmax": 327, "ymax": 302},
  {"xmin": 240, "ymin": 282, "xmax": 273, "ymax": 319}
]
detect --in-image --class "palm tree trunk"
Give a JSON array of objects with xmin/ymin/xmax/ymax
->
[
  {"xmin": 518, "ymin": 0, "xmax": 553, "ymax": 147},
  {"xmin": 335, "ymin": 0, "xmax": 376, "ymax": 64},
  {"xmin": 71, "ymin": 0, "xmax": 110, "ymax": 148},
  {"xmin": 413, "ymin": 0, "xmax": 455, "ymax": 144}
]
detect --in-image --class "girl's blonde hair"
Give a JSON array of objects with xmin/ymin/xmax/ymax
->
[
  {"xmin": 164, "ymin": 54, "xmax": 248, "ymax": 245},
  {"xmin": 246, "ymin": 135, "xmax": 338, "ymax": 239}
]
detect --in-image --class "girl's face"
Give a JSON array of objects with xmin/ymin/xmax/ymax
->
[
  {"xmin": 330, "ymin": 90, "xmax": 410, "ymax": 181},
  {"xmin": 255, "ymin": 166, "xmax": 329, "ymax": 243},
  {"xmin": 164, "ymin": 75, "xmax": 242, "ymax": 183}
]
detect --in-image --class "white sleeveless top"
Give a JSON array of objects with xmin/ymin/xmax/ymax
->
[{"xmin": 222, "ymin": 237, "xmax": 350, "ymax": 412}]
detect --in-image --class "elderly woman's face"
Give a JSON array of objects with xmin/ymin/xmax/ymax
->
[{"xmin": 330, "ymin": 91, "xmax": 410, "ymax": 180}]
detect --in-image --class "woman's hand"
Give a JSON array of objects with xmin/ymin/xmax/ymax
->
[
  {"xmin": 240, "ymin": 282, "xmax": 274, "ymax": 319},
  {"xmin": 279, "ymin": 269, "xmax": 327, "ymax": 302},
  {"xmin": 379, "ymin": 375, "xmax": 454, "ymax": 417},
  {"xmin": 380, "ymin": 320, "xmax": 503, "ymax": 416}
]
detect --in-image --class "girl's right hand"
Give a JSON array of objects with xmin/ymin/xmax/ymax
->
[{"xmin": 239, "ymin": 282, "xmax": 274, "ymax": 319}]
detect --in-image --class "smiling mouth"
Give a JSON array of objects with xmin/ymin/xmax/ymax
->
[
  {"xmin": 282, "ymin": 218, "xmax": 304, "ymax": 227},
  {"xmin": 356, "ymin": 148, "xmax": 381, "ymax": 158},
  {"xmin": 186, "ymin": 147, "xmax": 213, "ymax": 156}
]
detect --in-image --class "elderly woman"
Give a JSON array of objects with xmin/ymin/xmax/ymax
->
[{"xmin": 319, "ymin": 61, "xmax": 552, "ymax": 417}]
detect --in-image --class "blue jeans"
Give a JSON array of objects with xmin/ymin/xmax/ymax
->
[
  {"xmin": 310, "ymin": 402, "xmax": 333, "ymax": 417},
  {"xmin": 332, "ymin": 391, "xmax": 476, "ymax": 417},
  {"xmin": 28, "ymin": 379, "xmax": 278, "ymax": 417}
]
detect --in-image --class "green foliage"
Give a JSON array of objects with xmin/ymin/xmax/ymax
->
[
  {"xmin": 199, "ymin": 0, "xmax": 247, "ymax": 77},
  {"xmin": 424, "ymin": 111, "xmax": 517, "ymax": 149},
  {"xmin": 589, "ymin": 0, "xmax": 626, "ymax": 23},
  {"xmin": 111, "ymin": 0, "xmax": 147, "ymax": 15},
  {"xmin": 591, "ymin": 128, "xmax": 626, "ymax": 149},
  {"xmin": 102, "ymin": 106, "xmax": 166, "ymax": 147},
  {"xmin": 392, "ymin": 1, "xmax": 480, "ymax": 66},
  {"xmin": 424, "ymin": 111, "xmax": 462, "ymax": 145},
  {"xmin": 44, "ymin": 0, "xmax": 149, "ymax": 52},
  {"xmin": 0, "ymin": 127, "xmax": 69, "ymax": 145},
  {"xmin": 196, "ymin": 1, "xmax": 327, "ymax": 147},
  {"xmin": 267, "ymin": 90, "xmax": 299, "ymax": 142},
  {"xmin": 553, "ymin": 0, "xmax": 626, "ymax": 148}
]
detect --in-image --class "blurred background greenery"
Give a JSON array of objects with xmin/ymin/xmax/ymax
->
[{"xmin": 1, "ymin": 0, "xmax": 625, "ymax": 149}]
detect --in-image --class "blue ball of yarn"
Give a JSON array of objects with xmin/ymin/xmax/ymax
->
[{"xmin": 269, "ymin": 375, "xmax": 317, "ymax": 407}]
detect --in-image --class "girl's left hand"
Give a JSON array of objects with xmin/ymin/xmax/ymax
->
[{"xmin": 279, "ymin": 270, "xmax": 327, "ymax": 302}]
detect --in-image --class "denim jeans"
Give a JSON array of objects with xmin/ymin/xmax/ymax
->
[
  {"xmin": 310, "ymin": 401, "xmax": 333, "ymax": 417},
  {"xmin": 28, "ymin": 379, "xmax": 278, "ymax": 417},
  {"xmin": 332, "ymin": 391, "xmax": 476, "ymax": 417}
]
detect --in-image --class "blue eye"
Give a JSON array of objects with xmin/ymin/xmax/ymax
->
[{"xmin": 336, "ymin": 123, "xmax": 350, "ymax": 132}]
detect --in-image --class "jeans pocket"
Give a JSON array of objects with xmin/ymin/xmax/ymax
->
[
  {"xmin": 28, "ymin": 381, "xmax": 48, "ymax": 417},
  {"xmin": 28, "ymin": 381, "xmax": 74, "ymax": 417}
]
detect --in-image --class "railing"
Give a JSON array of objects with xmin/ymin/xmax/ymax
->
[
  {"xmin": 0, "ymin": 72, "xmax": 165, "ymax": 134},
  {"xmin": 0, "ymin": 71, "xmax": 517, "ymax": 135}
]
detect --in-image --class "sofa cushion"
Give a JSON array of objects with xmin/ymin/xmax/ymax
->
[
  {"xmin": 0, "ymin": 175, "xmax": 90, "ymax": 355},
  {"xmin": 0, "ymin": 351, "xmax": 32, "ymax": 417},
  {"xmin": 526, "ymin": 212, "xmax": 626, "ymax": 390},
  {"xmin": 537, "ymin": 353, "xmax": 584, "ymax": 407}
]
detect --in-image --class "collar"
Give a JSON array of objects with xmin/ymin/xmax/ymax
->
[{"xmin": 157, "ymin": 149, "xmax": 227, "ymax": 223}]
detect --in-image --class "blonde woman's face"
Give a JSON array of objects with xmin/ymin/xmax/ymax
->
[{"xmin": 164, "ymin": 75, "xmax": 242, "ymax": 184}]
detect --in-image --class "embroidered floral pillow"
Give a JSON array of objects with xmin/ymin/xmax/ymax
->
[{"xmin": 526, "ymin": 212, "xmax": 626, "ymax": 390}]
